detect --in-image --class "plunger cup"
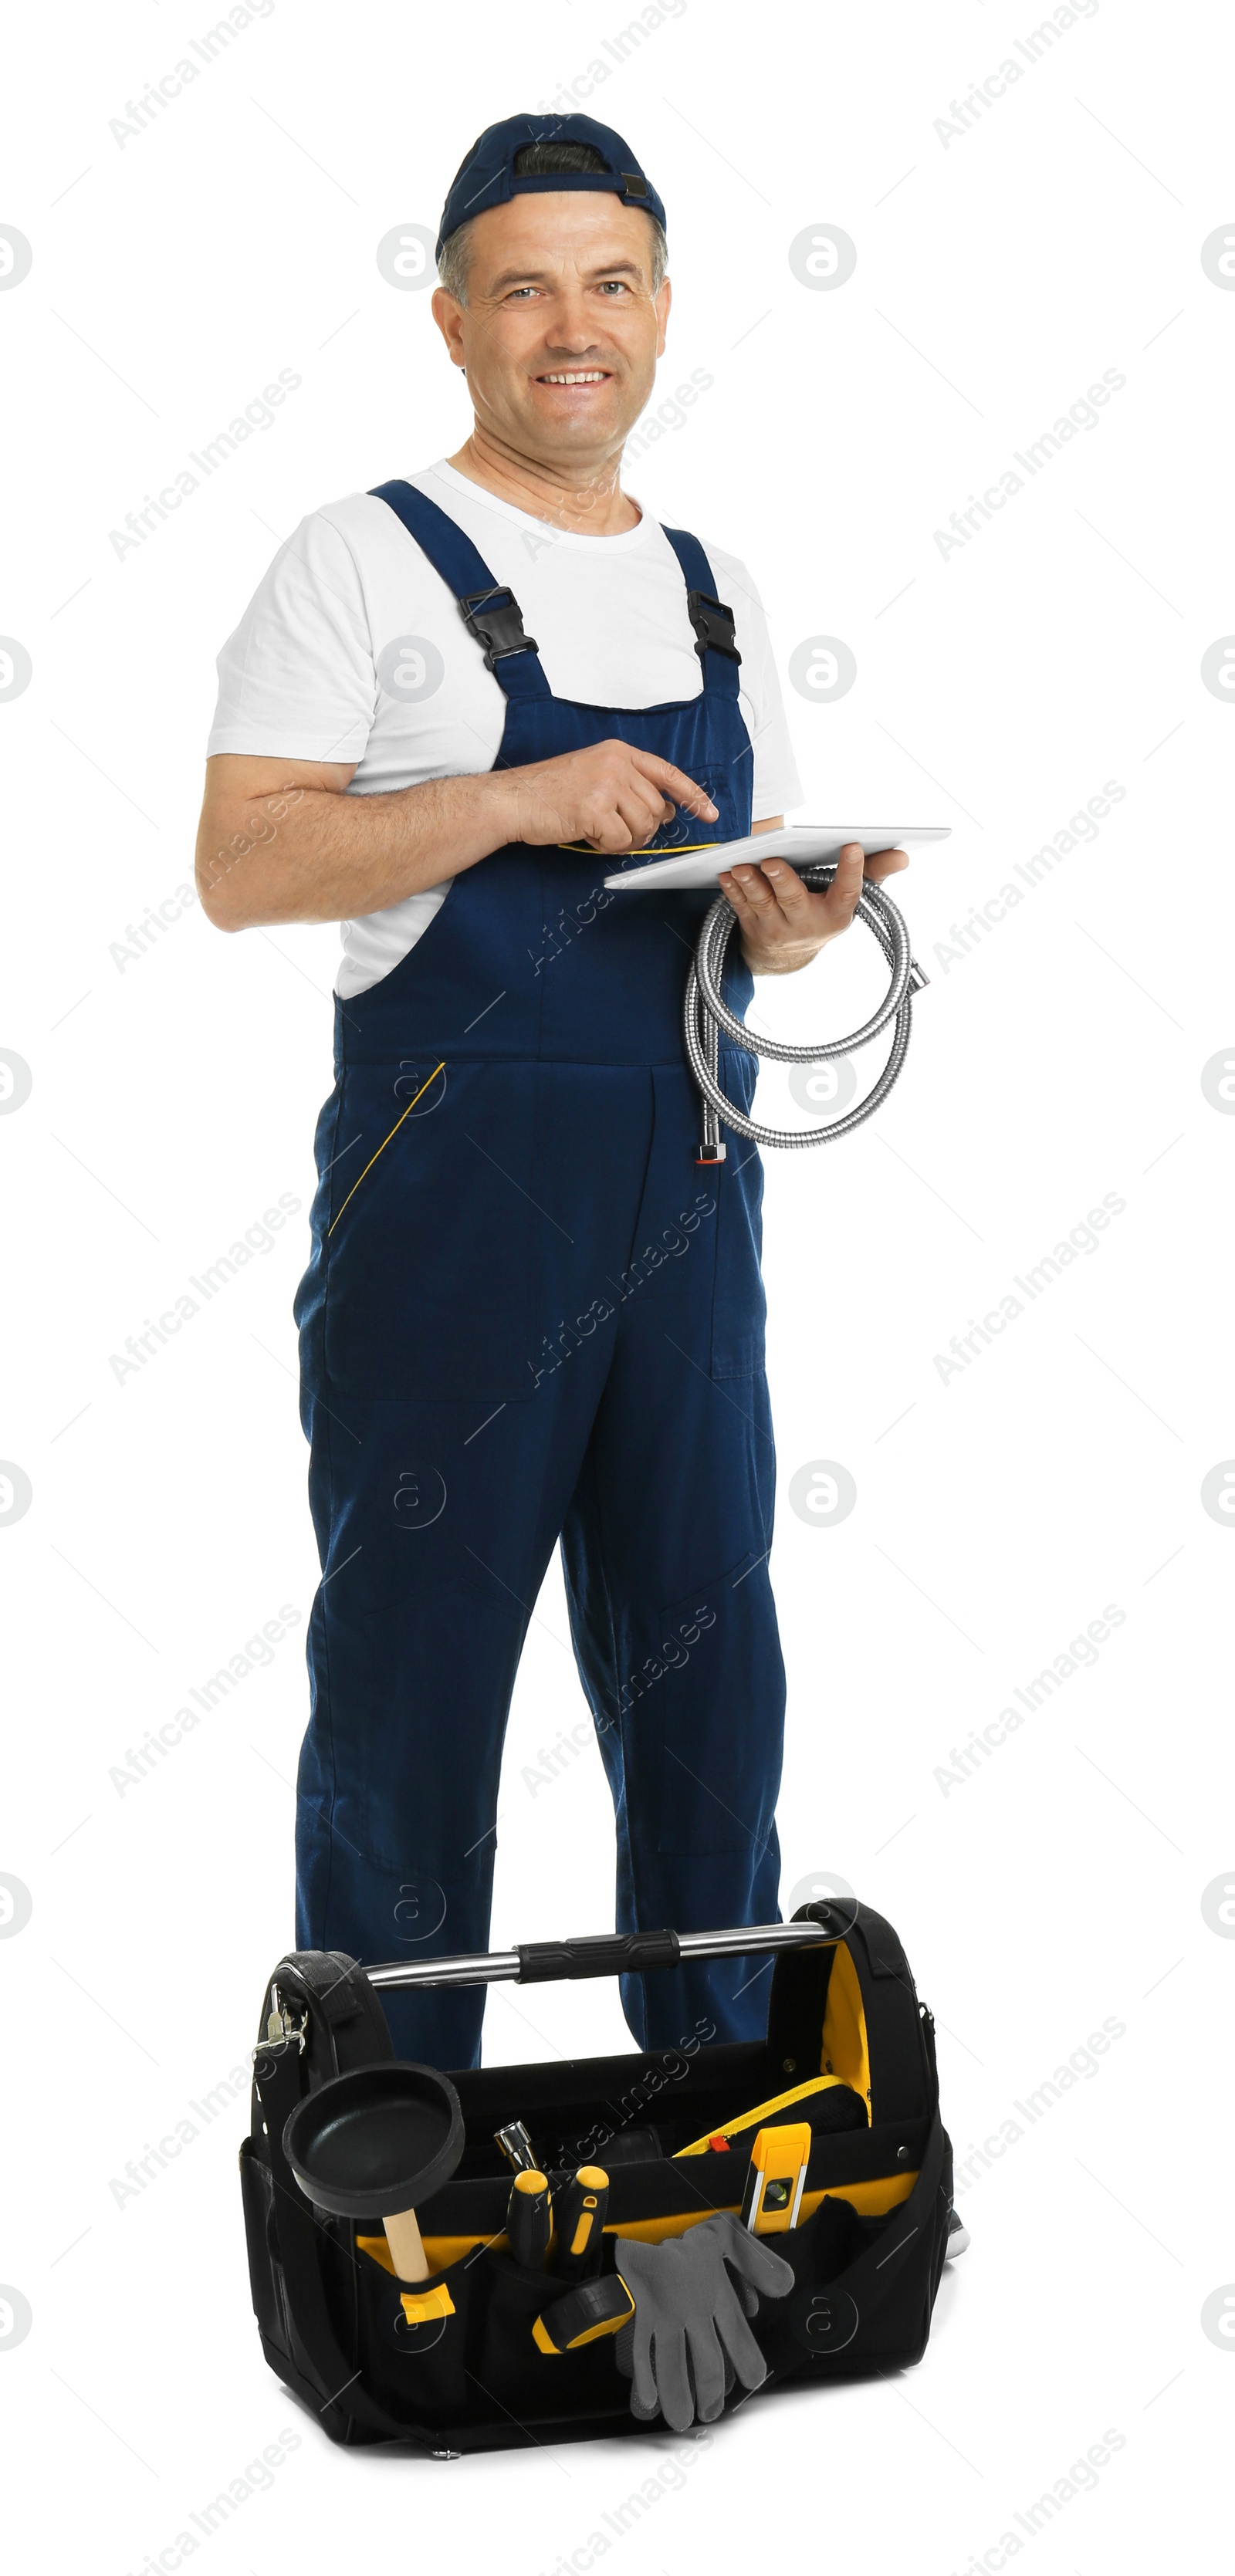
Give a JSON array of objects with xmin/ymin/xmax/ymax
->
[{"xmin": 283, "ymin": 2062, "xmax": 464, "ymax": 2284}]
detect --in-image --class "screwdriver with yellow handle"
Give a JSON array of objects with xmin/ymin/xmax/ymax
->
[
  {"xmin": 548, "ymin": 2166, "xmax": 609, "ymax": 2280},
  {"xmin": 505, "ymin": 2168, "xmax": 553, "ymax": 2269}
]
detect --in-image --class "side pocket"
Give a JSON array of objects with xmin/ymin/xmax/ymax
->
[
  {"xmin": 239, "ymin": 2140, "xmax": 288, "ymax": 2360},
  {"xmin": 749, "ymin": 2194, "xmax": 869, "ymax": 2381},
  {"xmin": 758, "ymin": 2129, "xmax": 951, "ymax": 2379},
  {"xmin": 322, "ymin": 1061, "xmax": 540, "ymax": 1401},
  {"xmin": 478, "ymin": 2253, "xmax": 628, "ymax": 2422},
  {"xmin": 352, "ymin": 2239, "xmax": 477, "ymax": 2422}
]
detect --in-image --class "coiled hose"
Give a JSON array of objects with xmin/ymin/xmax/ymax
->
[{"xmin": 682, "ymin": 861, "xmax": 930, "ymax": 1158}]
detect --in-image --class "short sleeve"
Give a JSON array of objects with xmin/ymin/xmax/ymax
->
[{"xmin": 206, "ymin": 506, "xmax": 377, "ymax": 763}]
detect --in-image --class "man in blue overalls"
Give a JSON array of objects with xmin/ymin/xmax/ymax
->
[{"xmin": 197, "ymin": 114, "xmax": 908, "ymax": 2067}]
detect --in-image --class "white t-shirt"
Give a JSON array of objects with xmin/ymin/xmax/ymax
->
[{"xmin": 208, "ymin": 459, "xmax": 804, "ymax": 998}]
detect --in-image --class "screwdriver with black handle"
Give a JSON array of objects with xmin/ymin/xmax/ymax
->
[
  {"xmin": 506, "ymin": 2168, "xmax": 553, "ymax": 2269},
  {"xmin": 548, "ymin": 2167, "xmax": 609, "ymax": 2280}
]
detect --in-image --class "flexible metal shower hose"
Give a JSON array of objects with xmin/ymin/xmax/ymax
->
[{"xmin": 682, "ymin": 862, "xmax": 929, "ymax": 1154}]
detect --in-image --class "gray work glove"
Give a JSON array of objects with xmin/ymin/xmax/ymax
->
[{"xmin": 612, "ymin": 2213, "xmax": 795, "ymax": 2430}]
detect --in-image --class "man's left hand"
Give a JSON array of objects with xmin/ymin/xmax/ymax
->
[{"xmin": 719, "ymin": 841, "xmax": 908, "ymax": 976}]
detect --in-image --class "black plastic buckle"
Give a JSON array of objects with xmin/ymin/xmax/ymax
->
[
  {"xmin": 685, "ymin": 587, "xmax": 741, "ymax": 667},
  {"xmin": 458, "ymin": 585, "xmax": 539, "ymax": 674}
]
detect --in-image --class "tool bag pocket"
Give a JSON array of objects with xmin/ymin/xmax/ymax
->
[
  {"xmin": 477, "ymin": 2253, "xmax": 628, "ymax": 2423},
  {"xmin": 346, "ymin": 2236, "xmax": 476, "ymax": 2423},
  {"xmin": 756, "ymin": 2118, "xmax": 952, "ymax": 2379}
]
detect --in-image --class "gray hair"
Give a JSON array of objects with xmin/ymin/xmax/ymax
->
[{"xmin": 438, "ymin": 212, "xmax": 668, "ymax": 306}]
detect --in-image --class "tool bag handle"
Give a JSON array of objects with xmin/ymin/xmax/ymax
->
[{"xmin": 363, "ymin": 1915, "xmax": 851, "ymax": 1994}]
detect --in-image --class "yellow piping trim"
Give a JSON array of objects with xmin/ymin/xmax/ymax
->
[
  {"xmin": 555, "ymin": 840, "xmax": 718, "ymax": 855},
  {"xmin": 357, "ymin": 2171, "xmax": 919, "ymax": 2273},
  {"xmin": 327, "ymin": 1060, "xmax": 445, "ymax": 1235},
  {"xmin": 557, "ymin": 836, "xmax": 783, "ymax": 859},
  {"xmin": 601, "ymin": 2175, "xmax": 919, "ymax": 2246},
  {"xmin": 675, "ymin": 2073, "xmax": 864, "ymax": 2157}
]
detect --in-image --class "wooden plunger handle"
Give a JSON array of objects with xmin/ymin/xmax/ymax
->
[{"xmin": 382, "ymin": 2205, "xmax": 429, "ymax": 2284}]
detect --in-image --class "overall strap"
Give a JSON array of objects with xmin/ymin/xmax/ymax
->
[
  {"xmin": 370, "ymin": 478, "xmax": 552, "ymax": 704},
  {"xmin": 661, "ymin": 525, "xmax": 743, "ymax": 699}
]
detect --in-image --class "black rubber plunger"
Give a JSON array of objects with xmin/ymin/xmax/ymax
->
[{"xmin": 283, "ymin": 2062, "xmax": 464, "ymax": 2284}]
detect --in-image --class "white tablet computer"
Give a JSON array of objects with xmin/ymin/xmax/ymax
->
[{"xmin": 603, "ymin": 824, "xmax": 951, "ymax": 892}]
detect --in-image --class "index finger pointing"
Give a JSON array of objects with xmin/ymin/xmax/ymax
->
[{"xmin": 628, "ymin": 749, "xmax": 719, "ymax": 820}]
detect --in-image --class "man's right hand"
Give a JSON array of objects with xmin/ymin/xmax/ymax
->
[
  {"xmin": 195, "ymin": 742, "xmax": 719, "ymax": 932},
  {"xmin": 499, "ymin": 740, "xmax": 718, "ymax": 854}
]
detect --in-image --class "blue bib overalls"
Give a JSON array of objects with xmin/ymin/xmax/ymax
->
[{"xmin": 293, "ymin": 484, "xmax": 787, "ymax": 2065}]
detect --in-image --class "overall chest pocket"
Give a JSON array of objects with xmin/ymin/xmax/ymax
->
[{"xmin": 323, "ymin": 1060, "xmax": 541, "ymax": 1402}]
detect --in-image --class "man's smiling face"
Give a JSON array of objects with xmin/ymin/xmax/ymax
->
[{"xmin": 433, "ymin": 191, "xmax": 670, "ymax": 467}]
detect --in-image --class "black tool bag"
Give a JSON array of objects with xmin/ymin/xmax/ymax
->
[{"xmin": 239, "ymin": 1902, "xmax": 953, "ymax": 2456}]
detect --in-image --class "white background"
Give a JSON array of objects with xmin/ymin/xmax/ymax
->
[{"xmin": 2, "ymin": 0, "xmax": 1232, "ymax": 2568}]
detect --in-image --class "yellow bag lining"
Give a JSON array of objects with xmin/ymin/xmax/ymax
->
[
  {"xmin": 357, "ymin": 2165, "xmax": 917, "ymax": 2277},
  {"xmin": 356, "ymin": 1940, "xmax": 879, "ymax": 2273},
  {"xmin": 675, "ymin": 2071, "xmax": 866, "ymax": 2157},
  {"xmin": 358, "ymin": 2231, "xmax": 506, "ymax": 2279},
  {"xmin": 821, "ymin": 1939, "xmax": 871, "ymax": 2106},
  {"xmin": 605, "ymin": 2172, "xmax": 917, "ymax": 2245}
]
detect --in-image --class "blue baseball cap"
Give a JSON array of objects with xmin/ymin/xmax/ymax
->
[{"xmin": 436, "ymin": 113, "xmax": 667, "ymax": 265}]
